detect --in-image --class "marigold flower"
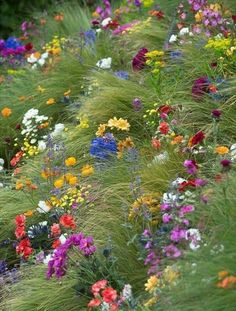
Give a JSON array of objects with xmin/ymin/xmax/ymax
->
[
  {"xmin": 65, "ymin": 157, "xmax": 77, "ymax": 166},
  {"xmin": 1, "ymin": 107, "xmax": 12, "ymax": 118},
  {"xmin": 54, "ymin": 178, "xmax": 64, "ymax": 188},
  {"xmin": 46, "ymin": 98, "xmax": 56, "ymax": 105},
  {"xmin": 215, "ymin": 146, "xmax": 229, "ymax": 155},
  {"xmin": 145, "ymin": 275, "xmax": 159, "ymax": 292},
  {"xmin": 81, "ymin": 164, "xmax": 94, "ymax": 177}
]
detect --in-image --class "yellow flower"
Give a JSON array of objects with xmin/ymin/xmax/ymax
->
[
  {"xmin": 64, "ymin": 89, "xmax": 71, "ymax": 96},
  {"xmin": 215, "ymin": 146, "xmax": 229, "ymax": 155},
  {"xmin": 195, "ymin": 11, "xmax": 203, "ymax": 22},
  {"xmin": 81, "ymin": 164, "xmax": 94, "ymax": 177},
  {"xmin": 15, "ymin": 181, "xmax": 24, "ymax": 190},
  {"xmin": 46, "ymin": 98, "xmax": 56, "ymax": 105},
  {"xmin": 107, "ymin": 117, "xmax": 119, "ymax": 128},
  {"xmin": 96, "ymin": 124, "xmax": 106, "ymax": 137},
  {"xmin": 163, "ymin": 266, "xmax": 179, "ymax": 284},
  {"xmin": 145, "ymin": 275, "xmax": 159, "ymax": 293},
  {"xmin": 68, "ymin": 175, "xmax": 78, "ymax": 186},
  {"xmin": 24, "ymin": 210, "xmax": 34, "ymax": 217},
  {"xmin": 116, "ymin": 118, "xmax": 130, "ymax": 131},
  {"xmin": 1, "ymin": 107, "xmax": 12, "ymax": 118},
  {"xmin": 65, "ymin": 157, "xmax": 77, "ymax": 166},
  {"xmin": 144, "ymin": 297, "xmax": 158, "ymax": 308},
  {"xmin": 54, "ymin": 178, "xmax": 64, "ymax": 188},
  {"xmin": 37, "ymin": 85, "xmax": 46, "ymax": 93}
]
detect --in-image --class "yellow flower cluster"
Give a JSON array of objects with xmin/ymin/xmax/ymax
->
[
  {"xmin": 54, "ymin": 173, "xmax": 78, "ymax": 188},
  {"xmin": 77, "ymin": 116, "xmax": 89, "ymax": 129},
  {"xmin": 205, "ymin": 37, "xmax": 236, "ymax": 57},
  {"xmin": 43, "ymin": 36, "xmax": 66, "ymax": 55},
  {"xmin": 129, "ymin": 194, "xmax": 160, "ymax": 224},
  {"xmin": 145, "ymin": 50, "xmax": 165, "ymax": 75},
  {"xmin": 145, "ymin": 275, "xmax": 159, "ymax": 293},
  {"xmin": 117, "ymin": 137, "xmax": 134, "ymax": 159},
  {"xmin": 96, "ymin": 117, "xmax": 130, "ymax": 137},
  {"xmin": 22, "ymin": 139, "xmax": 39, "ymax": 157}
]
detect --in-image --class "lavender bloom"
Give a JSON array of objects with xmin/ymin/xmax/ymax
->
[
  {"xmin": 164, "ymin": 244, "xmax": 181, "ymax": 258},
  {"xmin": 132, "ymin": 98, "xmax": 142, "ymax": 111},
  {"xmin": 188, "ymin": 0, "xmax": 207, "ymax": 11}
]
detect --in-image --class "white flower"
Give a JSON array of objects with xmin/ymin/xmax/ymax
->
[
  {"xmin": 41, "ymin": 52, "xmax": 49, "ymax": 59},
  {"xmin": 43, "ymin": 254, "xmax": 53, "ymax": 265},
  {"xmin": 101, "ymin": 302, "xmax": 110, "ymax": 311},
  {"xmin": 171, "ymin": 177, "xmax": 186, "ymax": 188},
  {"xmin": 38, "ymin": 140, "xmax": 46, "ymax": 152},
  {"xmin": 96, "ymin": 57, "xmax": 112, "ymax": 69},
  {"xmin": 30, "ymin": 138, "xmax": 37, "ymax": 144},
  {"xmin": 59, "ymin": 234, "xmax": 67, "ymax": 245},
  {"xmin": 122, "ymin": 284, "xmax": 132, "ymax": 301},
  {"xmin": 0, "ymin": 158, "xmax": 4, "ymax": 166},
  {"xmin": 185, "ymin": 229, "xmax": 201, "ymax": 250},
  {"xmin": 230, "ymin": 143, "xmax": 236, "ymax": 160},
  {"xmin": 169, "ymin": 34, "xmax": 177, "ymax": 43},
  {"xmin": 101, "ymin": 17, "xmax": 112, "ymax": 27},
  {"xmin": 179, "ymin": 27, "xmax": 189, "ymax": 36},
  {"xmin": 52, "ymin": 123, "xmax": 65, "ymax": 137},
  {"xmin": 96, "ymin": 28, "xmax": 102, "ymax": 33},
  {"xmin": 37, "ymin": 200, "xmax": 51, "ymax": 213},
  {"xmin": 0, "ymin": 183, "xmax": 3, "ymax": 188},
  {"xmin": 162, "ymin": 192, "xmax": 178, "ymax": 204},
  {"xmin": 27, "ymin": 53, "xmax": 38, "ymax": 63}
]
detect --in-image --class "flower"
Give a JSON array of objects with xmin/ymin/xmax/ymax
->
[
  {"xmin": 169, "ymin": 34, "xmax": 177, "ymax": 43},
  {"xmin": 16, "ymin": 238, "xmax": 33, "ymax": 259},
  {"xmin": 151, "ymin": 138, "xmax": 161, "ymax": 149},
  {"xmin": 1, "ymin": 107, "xmax": 12, "ymax": 118},
  {"xmin": 54, "ymin": 178, "xmax": 64, "ymax": 188},
  {"xmin": 164, "ymin": 244, "xmax": 181, "ymax": 258},
  {"xmin": 184, "ymin": 159, "xmax": 198, "ymax": 174},
  {"xmin": 159, "ymin": 122, "xmax": 169, "ymax": 134},
  {"xmin": 15, "ymin": 226, "xmax": 26, "ymax": 239},
  {"xmin": 132, "ymin": 98, "xmax": 142, "ymax": 111},
  {"xmin": 37, "ymin": 200, "xmax": 51, "ymax": 213},
  {"xmin": 90, "ymin": 136, "xmax": 117, "ymax": 159},
  {"xmin": 185, "ymin": 228, "xmax": 201, "ymax": 250},
  {"xmin": 88, "ymin": 298, "xmax": 101, "ymax": 309},
  {"xmin": 220, "ymin": 159, "xmax": 231, "ymax": 168},
  {"xmin": 211, "ymin": 109, "xmax": 222, "ymax": 119},
  {"xmin": 215, "ymin": 146, "xmax": 229, "ymax": 155},
  {"xmin": 81, "ymin": 164, "xmax": 94, "ymax": 177},
  {"xmin": 192, "ymin": 77, "xmax": 209, "ymax": 99},
  {"xmin": 107, "ymin": 117, "xmax": 130, "ymax": 131},
  {"xmin": 51, "ymin": 224, "xmax": 61, "ymax": 237},
  {"xmin": 96, "ymin": 57, "xmax": 112, "ymax": 69},
  {"xmin": 46, "ymin": 98, "xmax": 56, "ymax": 105},
  {"xmin": 15, "ymin": 214, "xmax": 26, "ymax": 227},
  {"xmin": 96, "ymin": 124, "xmax": 106, "ymax": 137},
  {"xmin": 92, "ymin": 280, "xmax": 108, "ymax": 296},
  {"xmin": 188, "ymin": 131, "xmax": 205, "ymax": 147},
  {"xmin": 59, "ymin": 214, "xmax": 76, "ymax": 229},
  {"xmin": 145, "ymin": 275, "xmax": 159, "ymax": 292},
  {"xmin": 132, "ymin": 47, "xmax": 148, "ymax": 71},
  {"xmin": 102, "ymin": 287, "xmax": 117, "ymax": 303},
  {"xmin": 65, "ymin": 157, "xmax": 77, "ymax": 166}
]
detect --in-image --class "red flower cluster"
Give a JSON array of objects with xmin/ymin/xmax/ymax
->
[
  {"xmin": 16, "ymin": 238, "xmax": 33, "ymax": 259},
  {"xmin": 159, "ymin": 121, "xmax": 170, "ymax": 135},
  {"xmin": 59, "ymin": 214, "xmax": 76, "ymax": 229},
  {"xmin": 88, "ymin": 280, "xmax": 119, "ymax": 310},
  {"xmin": 10, "ymin": 150, "xmax": 24, "ymax": 167},
  {"xmin": 188, "ymin": 131, "xmax": 205, "ymax": 147},
  {"xmin": 15, "ymin": 214, "xmax": 26, "ymax": 239}
]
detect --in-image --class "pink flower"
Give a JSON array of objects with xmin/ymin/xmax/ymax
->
[
  {"xmin": 162, "ymin": 213, "xmax": 173, "ymax": 223},
  {"xmin": 164, "ymin": 244, "xmax": 181, "ymax": 258},
  {"xmin": 91, "ymin": 280, "xmax": 108, "ymax": 296},
  {"xmin": 132, "ymin": 47, "xmax": 148, "ymax": 71},
  {"xmin": 184, "ymin": 159, "xmax": 198, "ymax": 174}
]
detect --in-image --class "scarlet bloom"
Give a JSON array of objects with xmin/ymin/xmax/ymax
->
[
  {"xmin": 151, "ymin": 138, "xmax": 161, "ymax": 149},
  {"xmin": 132, "ymin": 47, "xmax": 148, "ymax": 71},
  {"xmin": 52, "ymin": 239, "xmax": 61, "ymax": 249},
  {"xmin": 16, "ymin": 238, "xmax": 33, "ymax": 259},
  {"xmin": 15, "ymin": 226, "xmax": 26, "ymax": 239},
  {"xmin": 91, "ymin": 280, "xmax": 108, "ymax": 296},
  {"xmin": 59, "ymin": 214, "xmax": 76, "ymax": 229},
  {"xmin": 159, "ymin": 122, "xmax": 169, "ymax": 134},
  {"xmin": 158, "ymin": 105, "xmax": 172, "ymax": 115},
  {"xmin": 102, "ymin": 287, "xmax": 117, "ymax": 303},
  {"xmin": 15, "ymin": 214, "xmax": 26, "ymax": 226},
  {"xmin": 188, "ymin": 131, "xmax": 205, "ymax": 147},
  {"xmin": 10, "ymin": 151, "xmax": 24, "ymax": 167},
  {"xmin": 51, "ymin": 223, "xmax": 61, "ymax": 237},
  {"xmin": 87, "ymin": 298, "xmax": 101, "ymax": 309}
]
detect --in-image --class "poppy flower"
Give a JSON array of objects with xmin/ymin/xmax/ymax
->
[
  {"xmin": 59, "ymin": 214, "xmax": 76, "ymax": 229},
  {"xmin": 132, "ymin": 48, "xmax": 148, "ymax": 71}
]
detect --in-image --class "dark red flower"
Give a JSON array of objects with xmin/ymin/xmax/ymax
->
[
  {"xmin": 232, "ymin": 15, "xmax": 236, "ymax": 23},
  {"xmin": 24, "ymin": 42, "xmax": 33, "ymax": 51},
  {"xmin": 192, "ymin": 76, "xmax": 210, "ymax": 99},
  {"xmin": 132, "ymin": 47, "xmax": 148, "ymax": 71},
  {"xmin": 220, "ymin": 159, "xmax": 231, "ymax": 168},
  {"xmin": 178, "ymin": 179, "xmax": 197, "ymax": 192},
  {"xmin": 211, "ymin": 109, "xmax": 222, "ymax": 119},
  {"xmin": 188, "ymin": 131, "xmax": 205, "ymax": 147},
  {"xmin": 158, "ymin": 105, "xmax": 172, "ymax": 114}
]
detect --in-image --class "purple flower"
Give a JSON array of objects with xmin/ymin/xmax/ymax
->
[
  {"xmin": 162, "ymin": 213, "xmax": 173, "ymax": 223},
  {"xmin": 192, "ymin": 76, "xmax": 210, "ymax": 99},
  {"xmin": 179, "ymin": 205, "xmax": 195, "ymax": 217},
  {"xmin": 184, "ymin": 159, "xmax": 198, "ymax": 174},
  {"xmin": 164, "ymin": 244, "xmax": 181, "ymax": 258},
  {"xmin": 170, "ymin": 227, "xmax": 186, "ymax": 242},
  {"xmin": 220, "ymin": 159, "xmax": 231, "ymax": 168},
  {"xmin": 132, "ymin": 98, "xmax": 143, "ymax": 111},
  {"xmin": 160, "ymin": 203, "xmax": 171, "ymax": 211},
  {"xmin": 188, "ymin": 0, "xmax": 207, "ymax": 11}
]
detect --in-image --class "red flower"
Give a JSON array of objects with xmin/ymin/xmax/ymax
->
[
  {"xmin": 10, "ymin": 151, "xmax": 24, "ymax": 167},
  {"xmin": 59, "ymin": 214, "xmax": 76, "ymax": 229},
  {"xmin": 132, "ymin": 48, "xmax": 148, "ymax": 71},
  {"xmin": 105, "ymin": 20, "xmax": 119, "ymax": 30},
  {"xmin": 178, "ymin": 179, "xmax": 197, "ymax": 192},
  {"xmin": 158, "ymin": 105, "xmax": 172, "ymax": 115},
  {"xmin": 15, "ymin": 214, "xmax": 26, "ymax": 227},
  {"xmin": 232, "ymin": 15, "xmax": 236, "ymax": 23},
  {"xmin": 151, "ymin": 138, "xmax": 161, "ymax": 149},
  {"xmin": 159, "ymin": 122, "xmax": 169, "ymax": 134},
  {"xmin": 16, "ymin": 238, "xmax": 33, "ymax": 259},
  {"xmin": 110, "ymin": 304, "xmax": 119, "ymax": 311},
  {"xmin": 51, "ymin": 223, "xmax": 61, "ymax": 237},
  {"xmin": 15, "ymin": 226, "xmax": 26, "ymax": 239},
  {"xmin": 92, "ymin": 280, "xmax": 108, "ymax": 296},
  {"xmin": 188, "ymin": 131, "xmax": 205, "ymax": 147},
  {"xmin": 102, "ymin": 287, "xmax": 117, "ymax": 303},
  {"xmin": 52, "ymin": 239, "xmax": 61, "ymax": 249},
  {"xmin": 24, "ymin": 42, "xmax": 33, "ymax": 51},
  {"xmin": 87, "ymin": 298, "xmax": 101, "ymax": 309}
]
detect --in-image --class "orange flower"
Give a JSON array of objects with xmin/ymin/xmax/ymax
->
[
  {"xmin": 46, "ymin": 98, "xmax": 56, "ymax": 105},
  {"xmin": 54, "ymin": 13, "xmax": 64, "ymax": 21},
  {"xmin": 217, "ymin": 276, "xmax": 236, "ymax": 288},
  {"xmin": 24, "ymin": 210, "xmax": 33, "ymax": 217},
  {"xmin": 1, "ymin": 107, "xmax": 12, "ymax": 118},
  {"xmin": 54, "ymin": 178, "xmax": 64, "ymax": 188},
  {"xmin": 16, "ymin": 180, "xmax": 24, "ymax": 190},
  {"xmin": 64, "ymin": 89, "xmax": 71, "ymax": 96},
  {"xmin": 218, "ymin": 271, "xmax": 229, "ymax": 279},
  {"xmin": 152, "ymin": 138, "xmax": 161, "ymax": 149},
  {"xmin": 171, "ymin": 135, "xmax": 183, "ymax": 145},
  {"xmin": 215, "ymin": 146, "xmax": 229, "ymax": 155}
]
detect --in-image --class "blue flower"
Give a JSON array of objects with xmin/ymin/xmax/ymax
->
[
  {"xmin": 83, "ymin": 29, "xmax": 96, "ymax": 46},
  {"xmin": 90, "ymin": 135, "xmax": 117, "ymax": 159},
  {"xmin": 114, "ymin": 70, "xmax": 129, "ymax": 80},
  {"xmin": 5, "ymin": 37, "xmax": 22, "ymax": 49}
]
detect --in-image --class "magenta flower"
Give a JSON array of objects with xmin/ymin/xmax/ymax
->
[
  {"xmin": 179, "ymin": 205, "xmax": 195, "ymax": 217},
  {"xmin": 192, "ymin": 76, "xmax": 210, "ymax": 99},
  {"xmin": 184, "ymin": 159, "xmax": 198, "ymax": 174},
  {"xmin": 162, "ymin": 213, "xmax": 173, "ymax": 223},
  {"xmin": 211, "ymin": 109, "xmax": 222, "ymax": 119},
  {"xmin": 220, "ymin": 159, "xmax": 231, "ymax": 168},
  {"xmin": 132, "ymin": 47, "xmax": 148, "ymax": 71},
  {"xmin": 188, "ymin": 0, "xmax": 207, "ymax": 11},
  {"xmin": 164, "ymin": 244, "xmax": 181, "ymax": 258},
  {"xmin": 170, "ymin": 227, "xmax": 186, "ymax": 242}
]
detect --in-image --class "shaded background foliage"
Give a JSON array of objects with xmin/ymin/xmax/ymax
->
[{"xmin": 0, "ymin": 0, "xmax": 96, "ymax": 37}]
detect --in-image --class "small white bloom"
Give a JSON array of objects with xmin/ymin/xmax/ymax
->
[
  {"xmin": 230, "ymin": 143, "xmax": 236, "ymax": 160},
  {"xmin": 41, "ymin": 52, "xmax": 49, "ymax": 59},
  {"xmin": 179, "ymin": 27, "xmax": 189, "ymax": 36},
  {"xmin": 169, "ymin": 34, "xmax": 177, "ymax": 43},
  {"xmin": 30, "ymin": 138, "xmax": 37, "ymax": 144},
  {"xmin": 163, "ymin": 192, "xmax": 178, "ymax": 204},
  {"xmin": 38, "ymin": 140, "xmax": 46, "ymax": 152},
  {"xmin": 52, "ymin": 123, "xmax": 65, "ymax": 137},
  {"xmin": 43, "ymin": 254, "xmax": 53, "ymax": 265},
  {"xmin": 101, "ymin": 17, "xmax": 112, "ymax": 27},
  {"xmin": 96, "ymin": 57, "xmax": 112, "ymax": 69},
  {"xmin": 27, "ymin": 53, "xmax": 38, "ymax": 63},
  {"xmin": 59, "ymin": 234, "xmax": 67, "ymax": 245},
  {"xmin": 172, "ymin": 177, "xmax": 186, "ymax": 188},
  {"xmin": 38, "ymin": 58, "xmax": 45, "ymax": 66},
  {"xmin": 186, "ymin": 228, "xmax": 201, "ymax": 250},
  {"xmin": 37, "ymin": 200, "xmax": 51, "ymax": 213},
  {"xmin": 122, "ymin": 284, "xmax": 132, "ymax": 301},
  {"xmin": 0, "ymin": 158, "xmax": 4, "ymax": 166}
]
